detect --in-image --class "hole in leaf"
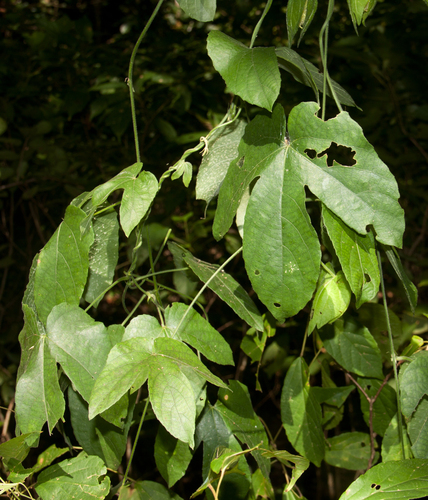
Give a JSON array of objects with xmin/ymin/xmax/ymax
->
[
  {"xmin": 317, "ymin": 142, "xmax": 356, "ymax": 167},
  {"xmin": 305, "ymin": 148, "xmax": 317, "ymax": 159},
  {"xmin": 273, "ymin": 303, "xmax": 281, "ymax": 308},
  {"xmin": 371, "ymin": 484, "xmax": 376, "ymax": 489},
  {"xmin": 236, "ymin": 156, "xmax": 245, "ymax": 168},
  {"xmin": 254, "ymin": 270, "xmax": 260, "ymax": 276},
  {"xmin": 376, "ymin": 485, "xmax": 381, "ymax": 491},
  {"xmin": 360, "ymin": 441, "xmax": 366, "ymax": 447},
  {"xmin": 364, "ymin": 273, "xmax": 371, "ymax": 283}
]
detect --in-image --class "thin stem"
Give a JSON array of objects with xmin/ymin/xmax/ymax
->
[
  {"xmin": 121, "ymin": 397, "xmax": 150, "ymax": 491},
  {"xmin": 146, "ymin": 225, "xmax": 161, "ymax": 308},
  {"xmin": 173, "ymin": 247, "xmax": 243, "ymax": 335},
  {"xmin": 128, "ymin": 0, "xmax": 166, "ymax": 163},
  {"xmin": 250, "ymin": 0, "xmax": 273, "ymax": 48},
  {"xmin": 377, "ymin": 248, "xmax": 406, "ymax": 458}
]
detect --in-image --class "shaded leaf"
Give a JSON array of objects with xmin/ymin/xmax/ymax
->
[
  {"xmin": 280, "ymin": 357, "xmax": 325, "ymax": 466},
  {"xmin": 126, "ymin": 480, "xmax": 183, "ymax": 500},
  {"xmin": 0, "ymin": 432, "xmax": 41, "ymax": 466},
  {"xmin": 216, "ymin": 381, "xmax": 271, "ymax": 477},
  {"xmin": 170, "ymin": 243, "xmax": 263, "ymax": 331},
  {"xmin": 347, "ymin": 0, "xmax": 377, "ymax": 29},
  {"xmin": 196, "ymin": 119, "xmax": 246, "ymax": 208},
  {"xmin": 275, "ymin": 47, "xmax": 357, "ymax": 107},
  {"xmin": 338, "ymin": 459, "xmax": 428, "ymax": 500},
  {"xmin": 262, "ymin": 450, "xmax": 309, "ymax": 492},
  {"xmin": 408, "ymin": 397, "xmax": 428, "ymax": 459},
  {"xmin": 382, "ymin": 413, "xmax": 413, "ymax": 462},
  {"xmin": 325, "ymin": 432, "xmax": 372, "ymax": 470},
  {"xmin": 312, "ymin": 386, "xmax": 354, "ymax": 407},
  {"xmin": 400, "ymin": 352, "xmax": 428, "ymax": 418},
  {"xmin": 319, "ymin": 316, "xmax": 383, "ymax": 379},
  {"xmin": 8, "ymin": 445, "xmax": 68, "ymax": 483},
  {"xmin": 207, "ymin": 31, "xmax": 281, "ymax": 111},
  {"xmin": 34, "ymin": 205, "xmax": 94, "ymax": 324}
]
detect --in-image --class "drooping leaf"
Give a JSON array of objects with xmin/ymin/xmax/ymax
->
[
  {"xmin": 337, "ymin": 459, "xmax": 428, "ymax": 500},
  {"xmin": 319, "ymin": 316, "xmax": 384, "ymax": 379},
  {"xmin": 155, "ymin": 425, "xmax": 193, "ymax": 487},
  {"xmin": 286, "ymin": 0, "xmax": 317, "ymax": 46},
  {"xmin": 170, "ymin": 243, "xmax": 263, "ymax": 331},
  {"xmin": 325, "ymin": 432, "xmax": 372, "ymax": 470},
  {"xmin": 312, "ymin": 386, "xmax": 355, "ymax": 407},
  {"xmin": 68, "ymin": 387, "xmax": 135, "ymax": 470},
  {"xmin": 262, "ymin": 450, "xmax": 309, "ymax": 492},
  {"xmin": 207, "ymin": 31, "xmax": 281, "ymax": 111},
  {"xmin": 308, "ymin": 269, "xmax": 351, "ymax": 333},
  {"xmin": 322, "ymin": 206, "xmax": 379, "ymax": 307},
  {"xmin": 176, "ymin": 0, "xmax": 216, "ymax": 22},
  {"xmin": 0, "ymin": 432, "xmax": 41, "ymax": 466},
  {"xmin": 383, "ymin": 245, "xmax": 418, "ymax": 313},
  {"xmin": 407, "ymin": 397, "xmax": 428, "ymax": 459},
  {"xmin": 196, "ymin": 119, "xmax": 246, "ymax": 208},
  {"xmin": 83, "ymin": 209, "xmax": 119, "ymax": 307},
  {"xmin": 34, "ymin": 204, "xmax": 94, "ymax": 325},
  {"xmin": 8, "ymin": 445, "xmax": 68, "ymax": 483},
  {"xmin": 165, "ymin": 302, "xmax": 234, "ymax": 365},
  {"xmin": 128, "ymin": 480, "xmax": 184, "ymax": 500},
  {"xmin": 216, "ymin": 380, "xmax": 271, "ymax": 477},
  {"xmin": 35, "ymin": 453, "xmax": 110, "ymax": 500},
  {"xmin": 357, "ymin": 377, "xmax": 397, "ymax": 437},
  {"xmin": 251, "ymin": 469, "xmax": 275, "ymax": 500},
  {"xmin": 275, "ymin": 47, "xmax": 357, "ymax": 107},
  {"xmin": 382, "ymin": 413, "xmax": 412, "ymax": 462},
  {"xmin": 91, "ymin": 163, "xmax": 158, "ymax": 237},
  {"xmin": 280, "ymin": 357, "xmax": 325, "ymax": 466},
  {"xmin": 347, "ymin": 0, "xmax": 377, "ymax": 29},
  {"xmin": 400, "ymin": 352, "xmax": 428, "ymax": 418},
  {"xmin": 15, "ymin": 305, "xmax": 65, "ymax": 436}
]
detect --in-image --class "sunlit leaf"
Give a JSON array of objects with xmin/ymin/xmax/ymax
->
[{"xmin": 207, "ymin": 31, "xmax": 281, "ymax": 111}]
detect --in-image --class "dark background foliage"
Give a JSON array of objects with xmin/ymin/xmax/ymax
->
[{"xmin": 1, "ymin": 0, "xmax": 428, "ymax": 498}]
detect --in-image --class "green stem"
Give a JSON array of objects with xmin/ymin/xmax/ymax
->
[
  {"xmin": 377, "ymin": 248, "xmax": 406, "ymax": 458},
  {"xmin": 128, "ymin": 0, "xmax": 165, "ymax": 163},
  {"xmin": 250, "ymin": 0, "xmax": 273, "ymax": 49},
  {"xmin": 318, "ymin": 0, "xmax": 342, "ymax": 119},
  {"xmin": 121, "ymin": 397, "xmax": 150, "ymax": 491},
  {"xmin": 173, "ymin": 247, "xmax": 243, "ymax": 335}
]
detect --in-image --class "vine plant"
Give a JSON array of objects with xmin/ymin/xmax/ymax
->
[{"xmin": 1, "ymin": 0, "xmax": 428, "ymax": 499}]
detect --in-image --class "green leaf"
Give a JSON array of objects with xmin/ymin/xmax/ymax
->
[
  {"xmin": 408, "ymin": 397, "xmax": 428, "ymax": 458},
  {"xmin": 216, "ymin": 380, "xmax": 271, "ymax": 477},
  {"xmin": 8, "ymin": 445, "xmax": 68, "ymax": 483},
  {"xmin": 383, "ymin": 246, "xmax": 418, "ymax": 313},
  {"xmin": 337, "ymin": 459, "xmax": 428, "ymax": 500},
  {"xmin": 155, "ymin": 425, "xmax": 193, "ymax": 487},
  {"xmin": 261, "ymin": 450, "xmax": 309, "ymax": 492},
  {"xmin": 89, "ymin": 337, "xmax": 152, "ymax": 418},
  {"xmin": 122, "ymin": 314, "xmax": 165, "ymax": 346},
  {"xmin": 286, "ymin": 0, "xmax": 317, "ymax": 46},
  {"xmin": 358, "ymin": 377, "xmax": 397, "ymax": 437},
  {"xmin": 196, "ymin": 119, "xmax": 247, "ymax": 208},
  {"xmin": 165, "ymin": 302, "xmax": 234, "ymax": 365},
  {"xmin": 46, "ymin": 303, "xmax": 114, "ymax": 402},
  {"xmin": 312, "ymin": 386, "xmax": 354, "ymax": 407},
  {"xmin": 382, "ymin": 413, "xmax": 413, "ymax": 462},
  {"xmin": 280, "ymin": 358, "xmax": 325, "ymax": 466},
  {"xmin": 308, "ymin": 269, "xmax": 351, "ymax": 333},
  {"xmin": 275, "ymin": 47, "xmax": 357, "ymax": 107},
  {"xmin": 83, "ymin": 210, "xmax": 119, "ymax": 307},
  {"xmin": 0, "ymin": 432, "xmax": 41, "ymax": 466},
  {"xmin": 170, "ymin": 243, "xmax": 263, "ymax": 331},
  {"xmin": 347, "ymin": 0, "xmax": 377, "ymax": 28},
  {"xmin": 251, "ymin": 469, "xmax": 275, "ymax": 500},
  {"xmin": 325, "ymin": 432, "xmax": 372, "ymax": 470},
  {"xmin": 15, "ymin": 305, "xmax": 65, "ymax": 435},
  {"xmin": 68, "ymin": 387, "xmax": 135, "ymax": 470},
  {"xmin": 127, "ymin": 480, "xmax": 183, "ymax": 500},
  {"xmin": 322, "ymin": 206, "xmax": 379, "ymax": 307},
  {"xmin": 319, "ymin": 316, "xmax": 384, "ymax": 379},
  {"xmin": 207, "ymin": 31, "xmax": 281, "ymax": 111},
  {"xmin": 34, "ymin": 205, "xmax": 94, "ymax": 324},
  {"xmin": 91, "ymin": 163, "xmax": 158, "ymax": 237},
  {"xmin": 176, "ymin": 0, "xmax": 216, "ymax": 22},
  {"xmin": 400, "ymin": 352, "xmax": 428, "ymax": 417},
  {"xmin": 35, "ymin": 453, "xmax": 110, "ymax": 500}
]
